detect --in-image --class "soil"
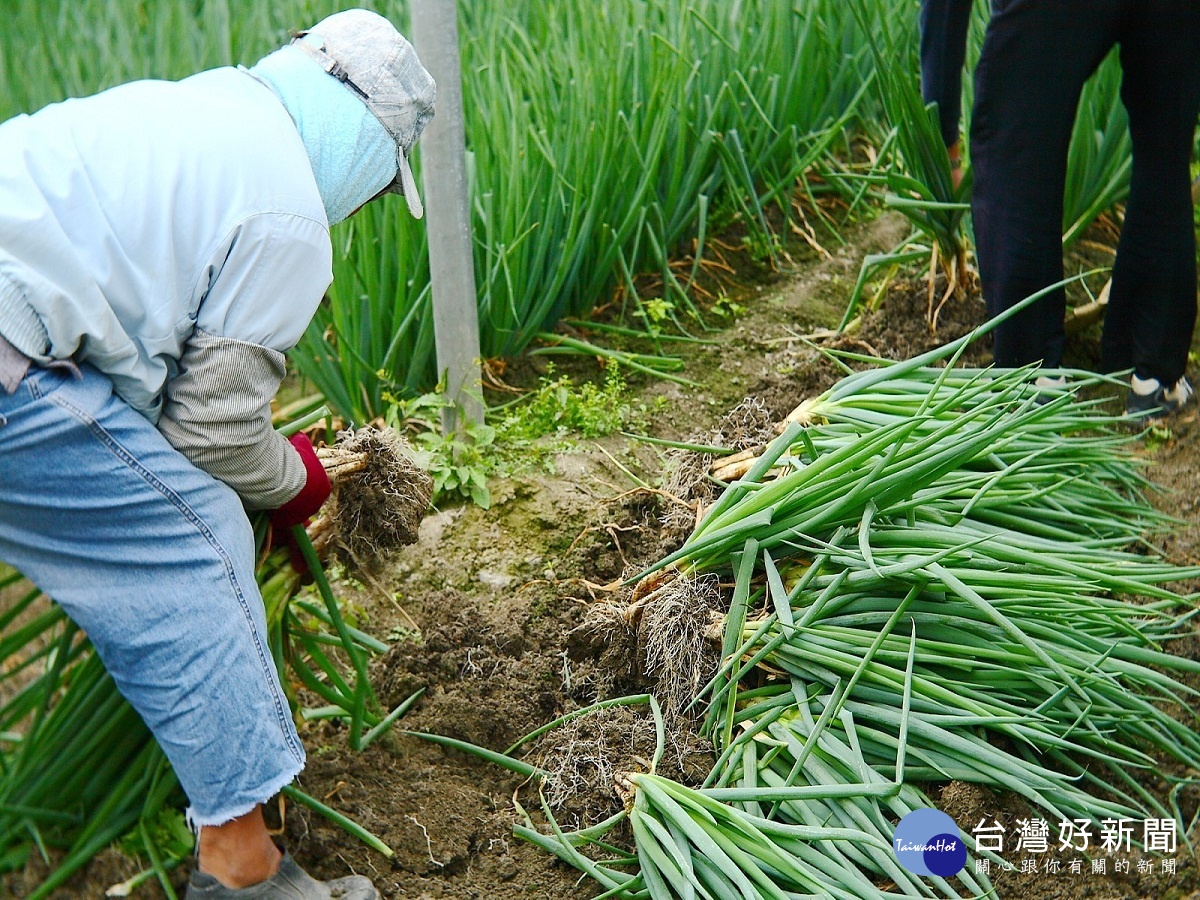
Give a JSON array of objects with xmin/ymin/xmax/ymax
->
[{"xmin": 19, "ymin": 212, "xmax": 1200, "ymax": 899}]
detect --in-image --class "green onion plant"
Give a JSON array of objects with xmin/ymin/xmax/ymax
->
[{"xmin": 1061, "ymin": 49, "xmax": 1131, "ymax": 249}]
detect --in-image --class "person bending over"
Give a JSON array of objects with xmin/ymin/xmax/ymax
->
[{"xmin": 0, "ymin": 9, "xmax": 434, "ymax": 898}]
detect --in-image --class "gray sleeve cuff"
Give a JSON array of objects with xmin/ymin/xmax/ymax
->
[{"xmin": 157, "ymin": 328, "xmax": 305, "ymax": 510}]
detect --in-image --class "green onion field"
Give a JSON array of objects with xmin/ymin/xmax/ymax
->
[{"xmin": 2, "ymin": 2, "xmax": 1198, "ymax": 899}]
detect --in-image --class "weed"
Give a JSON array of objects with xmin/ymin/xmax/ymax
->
[
  {"xmin": 710, "ymin": 293, "xmax": 747, "ymax": 320},
  {"xmin": 117, "ymin": 806, "xmax": 192, "ymax": 867},
  {"xmin": 382, "ymin": 364, "xmax": 647, "ymax": 509},
  {"xmin": 498, "ymin": 363, "xmax": 637, "ymax": 442},
  {"xmin": 632, "ymin": 297, "xmax": 676, "ymax": 337},
  {"xmin": 742, "ymin": 230, "xmax": 784, "ymax": 263},
  {"xmin": 386, "ymin": 624, "xmax": 424, "ymax": 646},
  {"xmin": 1143, "ymin": 424, "xmax": 1174, "ymax": 452},
  {"xmin": 417, "ymin": 421, "xmax": 497, "ymax": 510}
]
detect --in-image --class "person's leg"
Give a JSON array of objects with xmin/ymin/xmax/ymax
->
[
  {"xmin": 199, "ymin": 807, "xmax": 282, "ymax": 887},
  {"xmin": 920, "ymin": 0, "xmax": 975, "ymax": 149},
  {"xmin": 1102, "ymin": 0, "xmax": 1200, "ymax": 385},
  {"xmin": 969, "ymin": 0, "xmax": 1121, "ymax": 367},
  {"xmin": 0, "ymin": 364, "xmax": 302, "ymax": 882}
]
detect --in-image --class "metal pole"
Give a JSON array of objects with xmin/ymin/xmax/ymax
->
[{"xmin": 410, "ymin": 0, "xmax": 483, "ymax": 434}]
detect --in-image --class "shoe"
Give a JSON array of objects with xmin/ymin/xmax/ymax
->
[
  {"xmin": 1125, "ymin": 375, "xmax": 1193, "ymax": 422},
  {"xmin": 186, "ymin": 853, "xmax": 380, "ymax": 899},
  {"xmin": 1032, "ymin": 374, "xmax": 1067, "ymax": 406}
]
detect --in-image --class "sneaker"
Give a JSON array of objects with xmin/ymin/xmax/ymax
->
[
  {"xmin": 186, "ymin": 853, "xmax": 379, "ymax": 899},
  {"xmin": 1125, "ymin": 374, "xmax": 1193, "ymax": 421},
  {"xmin": 1030, "ymin": 373, "xmax": 1068, "ymax": 406}
]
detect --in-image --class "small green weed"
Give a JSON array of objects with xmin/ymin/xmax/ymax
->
[
  {"xmin": 632, "ymin": 296, "xmax": 676, "ymax": 337},
  {"xmin": 711, "ymin": 293, "xmax": 747, "ymax": 319},
  {"xmin": 382, "ymin": 364, "xmax": 647, "ymax": 508},
  {"xmin": 117, "ymin": 807, "xmax": 192, "ymax": 862},
  {"xmin": 497, "ymin": 363, "xmax": 636, "ymax": 442},
  {"xmin": 420, "ymin": 421, "xmax": 497, "ymax": 509},
  {"xmin": 386, "ymin": 624, "xmax": 424, "ymax": 645},
  {"xmin": 707, "ymin": 195, "xmax": 742, "ymax": 235},
  {"xmin": 742, "ymin": 229, "xmax": 783, "ymax": 263},
  {"xmin": 1142, "ymin": 423, "xmax": 1174, "ymax": 452}
]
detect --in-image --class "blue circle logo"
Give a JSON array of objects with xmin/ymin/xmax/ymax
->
[{"xmin": 893, "ymin": 809, "xmax": 966, "ymax": 877}]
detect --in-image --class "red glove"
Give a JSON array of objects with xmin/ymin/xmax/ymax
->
[
  {"xmin": 271, "ymin": 433, "xmax": 332, "ymax": 531},
  {"xmin": 270, "ymin": 434, "xmax": 332, "ymax": 577}
]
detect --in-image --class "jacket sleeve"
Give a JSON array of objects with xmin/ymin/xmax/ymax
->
[
  {"xmin": 160, "ymin": 211, "xmax": 333, "ymax": 508},
  {"xmin": 157, "ymin": 328, "xmax": 306, "ymax": 510},
  {"xmin": 194, "ymin": 212, "xmax": 333, "ymax": 353},
  {"xmin": 919, "ymin": 0, "xmax": 975, "ymax": 147}
]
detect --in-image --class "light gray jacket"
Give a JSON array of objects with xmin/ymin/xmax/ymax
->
[{"xmin": 0, "ymin": 67, "xmax": 334, "ymax": 508}]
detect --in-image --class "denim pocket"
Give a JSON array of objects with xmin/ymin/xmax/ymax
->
[
  {"xmin": 25, "ymin": 364, "xmax": 74, "ymax": 401},
  {"xmin": 0, "ymin": 366, "xmax": 63, "ymax": 422}
]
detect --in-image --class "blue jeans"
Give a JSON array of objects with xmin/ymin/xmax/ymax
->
[{"xmin": 0, "ymin": 363, "xmax": 304, "ymax": 826}]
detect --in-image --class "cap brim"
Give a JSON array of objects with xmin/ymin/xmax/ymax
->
[{"xmin": 396, "ymin": 150, "xmax": 423, "ymax": 219}]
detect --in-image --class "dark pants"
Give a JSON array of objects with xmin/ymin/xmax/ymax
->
[
  {"xmin": 970, "ymin": 0, "xmax": 1200, "ymax": 380},
  {"xmin": 920, "ymin": 0, "xmax": 974, "ymax": 148}
]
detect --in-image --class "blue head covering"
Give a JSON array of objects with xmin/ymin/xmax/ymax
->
[{"xmin": 248, "ymin": 36, "xmax": 397, "ymax": 225}]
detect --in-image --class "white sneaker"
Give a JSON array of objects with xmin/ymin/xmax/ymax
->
[
  {"xmin": 1126, "ymin": 375, "xmax": 1193, "ymax": 420},
  {"xmin": 1032, "ymin": 374, "xmax": 1067, "ymax": 406}
]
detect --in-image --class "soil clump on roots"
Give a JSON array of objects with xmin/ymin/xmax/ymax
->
[{"xmin": 315, "ymin": 426, "xmax": 434, "ymax": 576}]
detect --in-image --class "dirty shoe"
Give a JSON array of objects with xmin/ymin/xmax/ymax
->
[
  {"xmin": 1125, "ymin": 374, "xmax": 1193, "ymax": 422},
  {"xmin": 185, "ymin": 853, "xmax": 379, "ymax": 899},
  {"xmin": 1032, "ymin": 373, "xmax": 1068, "ymax": 405}
]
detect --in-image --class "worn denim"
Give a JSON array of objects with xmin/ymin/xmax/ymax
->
[{"xmin": 0, "ymin": 363, "xmax": 304, "ymax": 826}]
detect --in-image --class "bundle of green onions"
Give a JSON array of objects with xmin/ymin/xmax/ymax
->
[
  {"xmin": 637, "ymin": 365, "xmax": 1165, "ymax": 584},
  {"xmin": 701, "ymin": 677, "xmax": 1000, "ymax": 899},
  {"xmin": 612, "ymin": 769, "xmax": 971, "ymax": 900},
  {"xmin": 531, "ymin": 334, "xmax": 1199, "ymax": 896},
  {"xmin": 0, "ymin": 411, "xmax": 431, "ymax": 897},
  {"xmin": 505, "ymin": 694, "xmax": 992, "ymax": 900},
  {"xmin": 699, "ymin": 533, "xmax": 1200, "ymax": 825}
]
